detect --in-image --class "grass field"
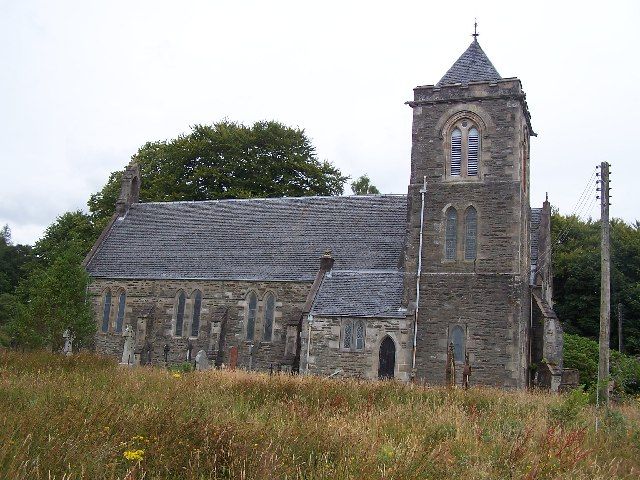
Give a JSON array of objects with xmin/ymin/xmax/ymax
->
[{"xmin": 1, "ymin": 351, "xmax": 639, "ymax": 479}]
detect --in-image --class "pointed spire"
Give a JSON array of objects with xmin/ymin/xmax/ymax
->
[{"xmin": 436, "ymin": 37, "xmax": 501, "ymax": 87}]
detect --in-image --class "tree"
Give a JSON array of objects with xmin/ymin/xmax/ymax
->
[
  {"xmin": 6, "ymin": 250, "xmax": 95, "ymax": 350},
  {"xmin": 88, "ymin": 120, "xmax": 348, "ymax": 225},
  {"xmin": 551, "ymin": 211, "xmax": 640, "ymax": 354},
  {"xmin": 30, "ymin": 211, "xmax": 97, "ymax": 269},
  {"xmin": 350, "ymin": 175, "xmax": 380, "ymax": 195},
  {"xmin": 0, "ymin": 224, "xmax": 32, "ymax": 295}
]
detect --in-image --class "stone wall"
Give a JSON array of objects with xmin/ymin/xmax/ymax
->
[
  {"xmin": 299, "ymin": 315, "xmax": 413, "ymax": 381},
  {"xmin": 89, "ymin": 278, "xmax": 311, "ymax": 371},
  {"xmin": 404, "ymin": 79, "xmax": 533, "ymax": 388}
]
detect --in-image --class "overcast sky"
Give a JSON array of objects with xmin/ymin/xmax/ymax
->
[{"xmin": 1, "ymin": 0, "xmax": 638, "ymax": 245}]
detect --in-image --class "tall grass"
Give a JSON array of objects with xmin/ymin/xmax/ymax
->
[{"xmin": 0, "ymin": 350, "xmax": 638, "ymax": 479}]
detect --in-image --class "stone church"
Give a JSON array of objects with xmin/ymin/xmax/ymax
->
[{"xmin": 84, "ymin": 37, "xmax": 564, "ymax": 388}]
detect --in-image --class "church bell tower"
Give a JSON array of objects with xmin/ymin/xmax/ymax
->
[{"xmin": 404, "ymin": 34, "xmax": 534, "ymax": 388}]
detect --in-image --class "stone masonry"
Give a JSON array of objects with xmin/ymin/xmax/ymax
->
[{"xmin": 85, "ymin": 37, "xmax": 563, "ymax": 388}]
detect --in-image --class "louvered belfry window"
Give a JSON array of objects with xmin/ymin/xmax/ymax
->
[
  {"xmin": 191, "ymin": 290, "xmax": 202, "ymax": 337},
  {"xmin": 445, "ymin": 207, "xmax": 458, "ymax": 260},
  {"xmin": 175, "ymin": 291, "xmax": 186, "ymax": 336},
  {"xmin": 448, "ymin": 120, "xmax": 480, "ymax": 179},
  {"xmin": 467, "ymin": 128, "xmax": 479, "ymax": 176},
  {"xmin": 450, "ymin": 128, "xmax": 462, "ymax": 176},
  {"xmin": 246, "ymin": 292, "xmax": 257, "ymax": 341},
  {"xmin": 464, "ymin": 206, "xmax": 478, "ymax": 260}
]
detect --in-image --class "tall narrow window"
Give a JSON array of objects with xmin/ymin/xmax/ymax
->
[
  {"xmin": 450, "ymin": 128, "xmax": 462, "ymax": 176},
  {"xmin": 115, "ymin": 292, "xmax": 126, "ymax": 333},
  {"xmin": 464, "ymin": 206, "xmax": 478, "ymax": 260},
  {"xmin": 355, "ymin": 320, "xmax": 365, "ymax": 350},
  {"xmin": 467, "ymin": 128, "xmax": 479, "ymax": 176},
  {"xmin": 450, "ymin": 325, "xmax": 465, "ymax": 362},
  {"xmin": 191, "ymin": 290, "xmax": 202, "ymax": 337},
  {"xmin": 343, "ymin": 321, "xmax": 353, "ymax": 349},
  {"xmin": 445, "ymin": 207, "xmax": 458, "ymax": 260},
  {"xmin": 175, "ymin": 291, "xmax": 186, "ymax": 336},
  {"xmin": 263, "ymin": 293, "xmax": 275, "ymax": 341},
  {"xmin": 246, "ymin": 292, "xmax": 257, "ymax": 341},
  {"xmin": 101, "ymin": 290, "xmax": 111, "ymax": 333}
]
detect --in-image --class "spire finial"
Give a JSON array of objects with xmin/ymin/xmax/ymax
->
[{"xmin": 472, "ymin": 19, "xmax": 479, "ymax": 41}]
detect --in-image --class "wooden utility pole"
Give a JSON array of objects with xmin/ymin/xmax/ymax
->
[
  {"xmin": 597, "ymin": 161, "xmax": 611, "ymax": 405},
  {"xmin": 618, "ymin": 303, "xmax": 623, "ymax": 353}
]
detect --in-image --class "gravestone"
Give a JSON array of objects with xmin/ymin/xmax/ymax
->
[
  {"xmin": 62, "ymin": 329, "xmax": 74, "ymax": 356},
  {"xmin": 462, "ymin": 352, "xmax": 471, "ymax": 389},
  {"xmin": 120, "ymin": 325, "xmax": 135, "ymax": 365},
  {"xmin": 195, "ymin": 350, "xmax": 209, "ymax": 371},
  {"xmin": 229, "ymin": 346, "xmax": 238, "ymax": 370}
]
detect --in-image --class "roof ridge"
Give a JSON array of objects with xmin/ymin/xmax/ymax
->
[{"xmin": 137, "ymin": 193, "xmax": 407, "ymax": 206}]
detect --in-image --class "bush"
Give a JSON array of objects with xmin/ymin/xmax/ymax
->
[{"xmin": 563, "ymin": 333, "xmax": 640, "ymax": 395}]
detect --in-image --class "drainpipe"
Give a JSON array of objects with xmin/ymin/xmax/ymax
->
[
  {"xmin": 411, "ymin": 176, "xmax": 427, "ymax": 377},
  {"xmin": 305, "ymin": 314, "xmax": 313, "ymax": 374}
]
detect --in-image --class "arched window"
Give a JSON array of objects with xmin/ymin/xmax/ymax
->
[
  {"xmin": 263, "ymin": 293, "xmax": 275, "ymax": 341},
  {"xmin": 355, "ymin": 320, "xmax": 365, "ymax": 350},
  {"xmin": 445, "ymin": 207, "xmax": 458, "ymax": 260},
  {"xmin": 115, "ymin": 291, "xmax": 126, "ymax": 333},
  {"xmin": 447, "ymin": 119, "xmax": 481, "ymax": 179},
  {"xmin": 175, "ymin": 291, "xmax": 186, "ymax": 336},
  {"xmin": 450, "ymin": 128, "xmax": 462, "ymax": 176},
  {"xmin": 342, "ymin": 320, "xmax": 365, "ymax": 351},
  {"xmin": 101, "ymin": 290, "xmax": 111, "ymax": 333},
  {"xmin": 464, "ymin": 206, "xmax": 478, "ymax": 260},
  {"xmin": 450, "ymin": 325, "xmax": 465, "ymax": 363},
  {"xmin": 246, "ymin": 292, "xmax": 257, "ymax": 341},
  {"xmin": 343, "ymin": 321, "xmax": 352, "ymax": 349},
  {"xmin": 467, "ymin": 128, "xmax": 479, "ymax": 176},
  {"xmin": 191, "ymin": 290, "xmax": 202, "ymax": 337}
]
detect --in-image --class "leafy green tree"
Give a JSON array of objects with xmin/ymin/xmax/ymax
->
[
  {"xmin": 30, "ymin": 211, "xmax": 97, "ymax": 269},
  {"xmin": 563, "ymin": 333, "xmax": 640, "ymax": 394},
  {"xmin": 552, "ymin": 211, "xmax": 640, "ymax": 354},
  {"xmin": 0, "ymin": 224, "xmax": 32, "ymax": 295},
  {"xmin": 350, "ymin": 175, "xmax": 380, "ymax": 195},
  {"xmin": 88, "ymin": 120, "xmax": 348, "ymax": 225},
  {"xmin": 7, "ymin": 250, "xmax": 95, "ymax": 350}
]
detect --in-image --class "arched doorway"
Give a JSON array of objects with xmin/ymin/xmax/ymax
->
[{"xmin": 378, "ymin": 336, "xmax": 396, "ymax": 379}]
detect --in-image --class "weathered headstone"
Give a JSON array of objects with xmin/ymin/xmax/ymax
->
[
  {"xmin": 186, "ymin": 341, "xmax": 193, "ymax": 362},
  {"xmin": 229, "ymin": 346, "xmax": 238, "ymax": 370},
  {"xmin": 121, "ymin": 325, "xmax": 135, "ymax": 365},
  {"xmin": 62, "ymin": 329, "xmax": 74, "ymax": 356},
  {"xmin": 446, "ymin": 342, "xmax": 456, "ymax": 387},
  {"xmin": 462, "ymin": 352, "xmax": 471, "ymax": 389},
  {"xmin": 195, "ymin": 350, "xmax": 209, "ymax": 371}
]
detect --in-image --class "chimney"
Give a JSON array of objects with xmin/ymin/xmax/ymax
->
[
  {"xmin": 319, "ymin": 249, "xmax": 335, "ymax": 272},
  {"xmin": 115, "ymin": 163, "xmax": 141, "ymax": 217}
]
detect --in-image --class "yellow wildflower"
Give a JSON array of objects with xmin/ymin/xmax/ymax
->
[
  {"xmin": 123, "ymin": 449, "xmax": 145, "ymax": 462},
  {"xmin": 172, "ymin": 372, "xmax": 182, "ymax": 379}
]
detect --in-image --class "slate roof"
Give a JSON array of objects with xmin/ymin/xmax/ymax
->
[
  {"xmin": 310, "ymin": 270, "xmax": 406, "ymax": 318},
  {"xmin": 85, "ymin": 195, "xmax": 407, "ymax": 282},
  {"xmin": 437, "ymin": 40, "xmax": 502, "ymax": 86}
]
